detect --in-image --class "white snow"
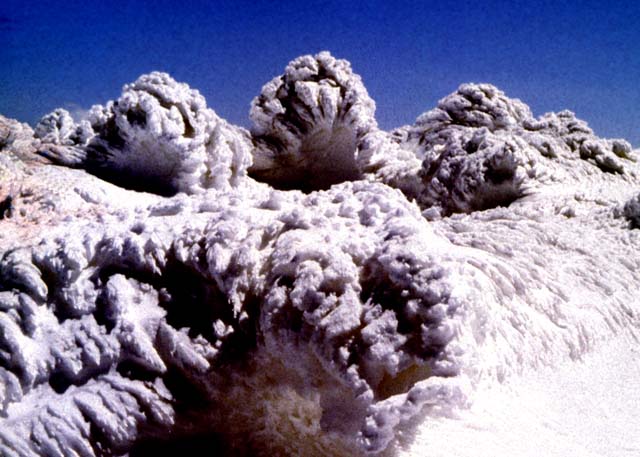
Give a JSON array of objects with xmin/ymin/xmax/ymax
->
[
  {"xmin": 0, "ymin": 52, "xmax": 639, "ymax": 456},
  {"xmin": 403, "ymin": 331, "xmax": 640, "ymax": 456}
]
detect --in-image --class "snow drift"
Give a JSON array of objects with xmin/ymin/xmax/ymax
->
[{"xmin": 0, "ymin": 52, "xmax": 639, "ymax": 457}]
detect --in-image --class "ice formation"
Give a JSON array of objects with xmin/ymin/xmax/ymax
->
[
  {"xmin": 1, "ymin": 52, "xmax": 639, "ymax": 457},
  {"xmin": 249, "ymin": 52, "xmax": 376, "ymax": 191},
  {"xmin": 394, "ymin": 83, "xmax": 635, "ymax": 216},
  {"xmin": 36, "ymin": 72, "xmax": 253, "ymax": 195}
]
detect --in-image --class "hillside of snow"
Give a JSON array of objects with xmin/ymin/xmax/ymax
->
[{"xmin": 0, "ymin": 52, "xmax": 639, "ymax": 456}]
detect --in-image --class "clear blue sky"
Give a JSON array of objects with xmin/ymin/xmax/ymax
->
[{"xmin": 1, "ymin": 0, "xmax": 640, "ymax": 145}]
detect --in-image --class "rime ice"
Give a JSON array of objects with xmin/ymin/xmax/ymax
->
[{"xmin": 0, "ymin": 52, "xmax": 639, "ymax": 457}]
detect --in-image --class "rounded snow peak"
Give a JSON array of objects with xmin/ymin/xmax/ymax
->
[
  {"xmin": 410, "ymin": 83, "xmax": 534, "ymax": 147},
  {"xmin": 34, "ymin": 108, "xmax": 93, "ymax": 147},
  {"xmin": 437, "ymin": 83, "xmax": 533, "ymax": 129},
  {"xmin": 392, "ymin": 83, "xmax": 638, "ymax": 217},
  {"xmin": 249, "ymin": 51, "xmax": 377, "ymax": 192},
  {"xmin": 85, "ymin": 72, "xmax": 252, "ymax": 195}
]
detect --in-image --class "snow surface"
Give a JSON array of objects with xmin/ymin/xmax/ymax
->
[{"xmin": 0, "ymin": 52, "xmax": 639, "ymax": 456}]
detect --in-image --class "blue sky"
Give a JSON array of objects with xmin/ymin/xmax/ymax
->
[{"xmin": 1, "ymin": 0, "xmax": 639, "ymax": 145}]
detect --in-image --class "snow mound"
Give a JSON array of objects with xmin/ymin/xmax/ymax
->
[
  {"xmin": 37, "ymin": 72, "xmax": 253, "ymax": 195},
  {"xmin": 1, "ymin": 53, "xmax": 639, "ymax": 457},
  {"xmin": 250, "ymin": 51, "xmax": 376, "ymax": 191},
  {"xmin": 395, "ymin": 84, "xmax": 636, "ymax": 216},
  {"xmin": 34, "ymin": 108, "xmax": 93, "ymax": 147}
]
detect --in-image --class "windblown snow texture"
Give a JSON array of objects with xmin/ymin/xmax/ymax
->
[{"xmin": 0, "ymin": 52, "xmax": 639, "ymax": 457}]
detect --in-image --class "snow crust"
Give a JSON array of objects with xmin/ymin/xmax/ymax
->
[{"xmin": 0, "ymin": 52, "xmax": 639, "ymax": 456}]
